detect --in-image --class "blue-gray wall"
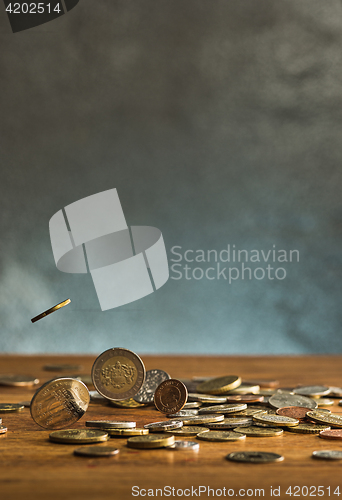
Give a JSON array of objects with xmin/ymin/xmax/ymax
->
[{"xmin": 1, "ymin": 0, "xmax": 341, "ymax": 354}]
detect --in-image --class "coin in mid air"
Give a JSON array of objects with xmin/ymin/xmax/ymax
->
[
  {"xmin": 31, "ymin": 298, "xmax": 71, "ymax": 323},
  {"xmin": 30, "ymin": 378, "xmax": 90, "ymax": 429},
  {"xmin": 196, "ymin": 376, "xmax": 241, "ymax": 395},
  {"xmin": 144, "ymin": 420, "xmax": 183, "ymax": 432},
  {"xmin": 269, "ymin": 393, "xmax": 317, "ymax": 410},
  {"xmin": 312, "ymin": 450, "xmax": 342, "ymax": 460},
  {"xmin": 319, "ymin": 429, "xmax": 342, "ymax": 440},
  {"xmin": 134, "ymin": 369, "xmax": 171, "ymax": 404},
  {"xmin": 49, "ymin": 429, "xmax": 109, "ymax": 444},
  {"xmin": 0, "ymin": 375, "xmax": 39, "ymax": 387},
  {"xmin": 154, "ymin": 379, "xmax": 188, "ymax": 414},
  {"xmin": 197, "ymin": 431, "xmax": 246, "ymax": 442},
  {"xmin": 91, "ymin": 348, "xmax": 145, "ymax": 401},
  {"xmin": 86, "ymin": 420, "xmax": 136, "ymax": 429},
  {"xmin": 127, "ymin": 434, "xmax": 175, "ymax": 449},
  {"xmin": 168, "ymin": 441, "xmax": 199, "ymax": 451},
  {"xmin": 74, "ymin": 446, "xmax": 119, "ymax": 457},
  {"xmin": 0, "ymin": 404, "xmax": 24, "ymax": 413},
  {"xmin": 226, "ymin": 451, "xmax": 284, "ymax": 463}
]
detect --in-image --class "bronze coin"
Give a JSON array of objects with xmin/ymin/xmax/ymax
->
[
  {"xmin": 276, "ymin": 406, "xmax": 313, "ymax": 421},
  {"xmin": 154, "ymin": 379, "xmax": 188, "ymax": 414},
  {"xmin": 319, "ymin": 429, "xmax": 342, "ymax": 440},
  {"xmin": 225, "ymin": 395, "xmax": 264, "ymax": 403}
]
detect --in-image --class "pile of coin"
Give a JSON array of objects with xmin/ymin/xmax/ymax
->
[{"xmin": 2, "ymin": 346, "xmax": 342, "ymax": 463}]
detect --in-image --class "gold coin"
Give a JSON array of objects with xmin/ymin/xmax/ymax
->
[
  {"xmin": 154, "ymin": 379, "xmax": 188, "ymax": 414},
  {"xmin": 171, "ymin": 414, "xmax": 225, "ymax": 425},
  {"xmin": 49, "ymin": 429, "xmax": 109, "ymax": 444},
  {"xmin": 91, "ymin": 348, "xmax": 145, "ymax": 401},
  {"xmin": 43, "ymin": 364, "xmax": 83, "ymax": 372},
  {"xmin": 253, "ymin": 412, "xmax": 299, "ymax": 427},
  {"xmin": 109, "ymin": 398, "xmax": 147, "ymax": 409},
  {"xmin": 227, "ymin": 384, "xmax": 260, "ymax": 395},
  {"xmin": 144, "ymin": 420, "xmax": 183, "ymax": 432},
  {"xmin": 0, "ymin": 375, "xmax": 39, "ymax": 387},
  {"xmin": 106, "ymin": 428, "xmax": 149, "ymax": 437},
  {"xmin": 188, "ymin": 393, "xmax": 227, "ymax": 403},
  {"xmin": 31, "ymin": 298, "xmax": 71, "ymax": 323},
  {"xmin": 315, "ymin": 398, "xmax": 334, "ymax": 407},
  {"xmin": 86, "ymin": 420, "xmax": 136, "ymax": 429},
  {"xmin": 127, "ymin": 434, "xmax": 175, "ymax": 449},
  {"xmin": 197, "ymin": 430, "xmax": 246, "ymax": 442},
  {"xmin": 30, "ymin": 378, "xmax": 90, "ymax": 430},
  {"xmin": 0, "ymin": 404, "xmax": 24, "ymax": 413},
  {"xmin": 184, "ymin": 402, "xmax": 202, "ymax": 409},
  {"xmin": 234, "ymin": 426, "xmax": 283, "ymax": 437},
  {"xmin": 199, "ymin": 404, "xmax": 247, "ymax": 414},
  {"xmin": 74, "ymin": 446, "xmax": 119, "ymax": 457},
  {"xmin": 286, "ymin": 423, "xmax": 331, "ymax": 434},
  {"xmin": 196, "ymin": 376, "xmax": 241, "ymax": 395},
  {"xmin": 165, "ymin": 426, "xmax": 210, "ymax": 437},
  {"xmin": 306, "ymin": 411, "xmax": 342, "ymax": 428}
]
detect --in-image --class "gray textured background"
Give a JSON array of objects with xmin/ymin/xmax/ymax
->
[{"xmin": 0, "ymin": 0, "xmax": 341, "ymax": 354}]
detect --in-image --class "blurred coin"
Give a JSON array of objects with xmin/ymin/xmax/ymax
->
[
  {"xmin": 234, "ymin": 426, "xmax": 283, "ymax": 437},
  {"xmin": 225, "ymin": 395, "xmax": 264, "ymax": 404},
  {"xmin": 312, "ymin": 450, "xmax": 342, "ymax": 460},
  {"xmin": 168, "ymin": 440, "xmax": 199, "ymax": 451},
  {"xmin": 306, "ymin": 411, "xmax": 342, "ymax": 428},
  {"xmin": 0, "ymin": 404, "xmax": 24, "ymax": 413},
  {"xmin": 127, "ymin": 434, "xmax": 175, "ymax": 449},
  {"xmin": 258, "ymin": 390, "xmax": 277, "ymax": 397},
  {"xmin": 329, "ymin": 387, "xmax": 342, "ymax": 398},
  {"xmin": 165, "ymin": 426, "xmax": 209, "ymax": 437},
  {"xmin": 89, "ymin": 391, "xmax": 109, "ymax": 405},
  {"xmin": 30, "ymin": 378, "xmax": 89, "ymax": 430},
  {"xmin": 227, "ymin": 408, "xmax": 264, "ymax": 417},
  {"xmin": 43, "ymin": 364, "xmax": 83, "ymax": 372},
  {"xmin": 199, "ymin": 404, "xmax": 247, "ymax": 414},
  {"xmin": 196, "ymin": 376, "xmax": 241, "ymax": 395},
  {"xmin": 49, "ymin": 429, "xmax": 109, "ymax": 444},
  {"xmin": 253, "ymin": 413, "xmax": 299, "ymax": 427},
  {"xmin": 31, "ymin": 298, "xmax": 71, "ymax": 323},
  {"xmin": 154, "ymin": 379, "xmax": 187, "ymax": 414},
  {"xmin": 276, "ymin": 406, "xmax": 317, "ymax": 421},
  {"xmin": 107, "ymin": 428, "xmax": 149, "ymax": 437},
  {"xmin": 206, "ymin": 418, "xmax": 253, "ymax": 430},
  {"xmin": 92, "ymin": 348, "xmax": 145, "ymax": 401},
  {"xmin": 0, "ymin": 375, "xmax": 39, "ymax": 387},
  {"xmin": 227, "ymin": 384, "xmax": 260, "ymax": 395},
  {"xmin": 197, "ymin": 430, "xmax": 245, "ymax": 442},
  {"xmin": 144, "ymin": 420, "xmax": 183, "ymax": 432},
  {"xmin": 226, "ymin": 451, "xmax": 284, "ymax": 463},
  {"xmin": 286, "ymin": 423, "xmax": 330, "ymax": 434},
  {"xmin": 74, "ymin": 375, "xmax": 93, "ymax": 386},
  {"xmin": 319, "ymin": 429, "xmax": 342, "ymax": 440},
  {"xmin": 167, "ymin": 410, "xmax": 198, "ymax": 417},
  {"xmin": 293, "ymin": 386, "xmax": 330, "ymax": 397},
  {"xmin": 0, "ymin": 426, "xmax": 8, "ymax": 434},
  {"xmin": 18, "ymin": 401, "xmax": 31, "ymax": 408},
  {"xmin": 188, "ymin": 394, "xmax": 227, "ymax": 404},
  {"xmin": 315, "ymin": 398, "xmax": 334, "ymax": 407},
  {"xmin": 339, "ymin": 400, "xmax": 342, "ymax": 407},
  {"xmin": 74, "ymin": 446, "xmax": 119, "ymax": 457},
  {"xmin": 109, "ymin": 398, "xmax": 147, "ymax": 409},
  {"xmin": 269, "ymin": 393, "xmax": 317, "ymax": 410},
  {"xmin": 134, "ymin": 369, "xmax": 171, "ymax": 404},
  {"xmin": 243, "ymin": 379, "xmax": 279, "ymax": 389},
  {"xmin": 170, "ymin": 414, "xmax": 224, "ymax": 425},
  {"xmin": 183, "ymin": 402, "xmax": 202, "ymax": 409},
  {"xmin": 86, "ymin": 420, "xmax": 136, "ymax": 429}
]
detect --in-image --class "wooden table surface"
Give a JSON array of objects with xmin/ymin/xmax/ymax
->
[{"xmin": 1, "ymin": 354, "xmax": 342, "ymax": 500}]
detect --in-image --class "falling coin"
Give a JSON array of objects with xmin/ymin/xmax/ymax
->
[
  {"xmin": 49, "ymin": 429, "xmax": 109, "ymax": 444},
  {"xmin": 31, "ymin": 298, "xmax": 71, "ymax": 323},
  {"xmin": 127, "ymin": 434, "xmax": 175, "ymax": 449},
  {"xmin": 154, "ymin": 379, "xmax": 188, "ymax": 414},
  {"xmin": 226, "ymin": 451, "xmax": 284, "ymax": 463},
  {"xmin": 74, "ymin": 446, "xmax": 119, "ymax": 457}
]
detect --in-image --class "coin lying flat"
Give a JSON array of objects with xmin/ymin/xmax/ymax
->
[
  {"xmin": 188, "ymin": 394, "xmax": 227, "ymax": 404},
  {"xmin": 196, "ymin": 376, "xmax": 241, "ymax": 395},
  {"xmin": 74, "ymin": 446, "xmax": 119, "ymax": 457},
  {"xmin": 276, "ymin": 406, "xmax": 315, "ymax": 421},
  {"xmin": 227, "ymin": 384, "xmax": 260, "ymax": 395},
  {"xmin": 0, "ymin": 426, "xmax": 8, "ymax": 434},
  {"xmin": 253, "ymin": 413, "xmax": 299, "ymax": 427},
  {"xmin": 109, "ymin": 398, "xmax": 147, "ymax": 409},
  {"xmin": 329, "ymin": 387, "xmax": 342, "ymax": 398},
  {"xmin": 18, "ymin": 401, "xmax": 31, "ymax": 408},
  {"xmin": 91, "ymin": 348, "xmax": 145, "ymax": 401},
  {"xmin": 269, "ymin": 393, "xmax": 318, "ymax": 410},
  {"xmin": 306, "ymin": 411, "xmax": 342, "ymax": 428},
  {"xmin": 107, "ymin": 428, "xmax": 149, "ymax": 437},
  {"xmin": 165, "ymin": 426, "xmax": 209, "ymax": 437},
  {"xmin": 234, "ymin": 426, "xmax": 283, "ymax": 437},
  {"xmin": 49, "ymin": 429, "xmax": 109, "ymax": 444},
  {"xmin": 315, "ymin": 398, "xmax": 334, "ymax": 407},
  {"xmin": 168, "ymin": 440, "xmax": 199, "ymax": 451},
  {"xmin": 197, "ymin": 431, "xmax": 246, "ymax": 442},
  {"xmin": 293, "ymin": 386, "xmax": 330, "ymax": 397},
  {"xmin": 199, "ymin": 404, "xmax": 247, "ymax": 414},
  {"xmin": 0, "ymin": 404, "xmax": 24, "ymax": 413},
  {"xmin": 312, "ymin": 450, "xmax": 342, "ymax": 460},
  {"xmin": 30, "ymin": 378, "xmax": 89, "ymax": 430},
  {"xmin": 127, "ymin": 434, "xmax": 175, "ymax": 449},
  {"xmin": 144, "ymin": 420, "xmax": 183, "ymax": 432},
  {"xmin": 226, "ymin": 451, "xmax": 284, "ymax": 463},
  {"xmin": 133, "ymin": 369, "xmax": 171, "ymax": 404},
  {"xmin": 286, "ymin": 423, "xmax": 330, "ymax": 434},
  {"xmin": 167, "ymin": 410, "xmax": 198, "ymax": 417},
  {"xmin": 243, "ymin": 379, "xmax": 279, "ymax": 389},
  {"xmin": 43, "ymin": 364, "xmax": 83, "ymax": 372},
  {"xmin": 154, "ymin": 379, "xmax": 188, "ymax": 414},
  {"xmin": 319, "ymin": 429, "xmax": 342, "ymax": 440},
  {"xmin": 183, "ymin": 402, "xmax": 202, "ymax": 409},
  {"xmin": 86, "ymin": 420, "xmax": 136, "ymax": 429},
  {"xmin": 170, "ymin": 414, "xmax": 225, "ymax": 425},
  {"xmin": 225, "ymin": 395, "xmax": 264, "ymax": 404},
  {"xmin": 31, "ymin": 298, "xmax": 71, "ymax": 323},
  {"xmin": 0, "ymin": 375, "xmax": 39, "ymax": 387},
  {"xmin": 206, "ymin": 418, "xmax": 254, "ymax": 430}
]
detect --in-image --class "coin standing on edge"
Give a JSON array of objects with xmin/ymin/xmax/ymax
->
[
  {"xmin": 31, "ymin": 298, "xmax": 71, "ymax": 323},
  {"xmin": 91, "ymin": 348, "xmax": 145, "ymax": 401},
  {"xmin": 154, "ymin": 379, "xmax": 188, "ymax": 414}
]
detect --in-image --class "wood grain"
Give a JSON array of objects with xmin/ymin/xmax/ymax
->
[{"xmin": 0, "ymin": 355, "xmax": 342, "ymax": 500}]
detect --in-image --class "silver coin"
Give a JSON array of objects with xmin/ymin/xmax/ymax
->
[
  {"xmin": 312, "ymin": 450, "xmax": 342, "ymax": 460},
  {"xmin": 269, "ymin": 392, "xmax": 317, "ymax": 410},
  {"xmin": 226, "ymin": 451, "xmax": 284, "ymax": 463},
  {"xmin": 206, "ymin": 418, "xmax": 254, "ymax": 430},
  {"xmin": 133, "ymin": 369, "xmax": 171, "ymax": 404},
  {"xmin": 89, "ymin": 391, "xmax": 109, "ymax": 405},
  {"xmin": 329, "ymin": 387, "xmax": 342, "ymax": 398},
  {"xmin": 183, "ymin": 402, "xmax": 202, "ymax": 409},
  {"xmin": 86, "ymin": 420, "xmax": 136, "ymax": 429},
  {"xmin": 144, "ymin": 420, "xmax": 183, "ymax": 432},
  {"xmin": 199, "ymin": 404, "xmax": 247, "ymax": 414},
  {"xmin": 167, "ymin": 410, "xmax": 198, "ymax": 417},
  {"xmin": 0, "ymin": 425, "xmax": 7, "ymax": 434},
  {"xmin": 168, "ymin": 440, "xmax": 200, "ymax": 451},
  {"xmin": 188, "ymin": 393, "xmax": 227, "ymax": 404},
  {"xmin": 293, "ymin": 386, "xmax": 330, "ymax": 397}
]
